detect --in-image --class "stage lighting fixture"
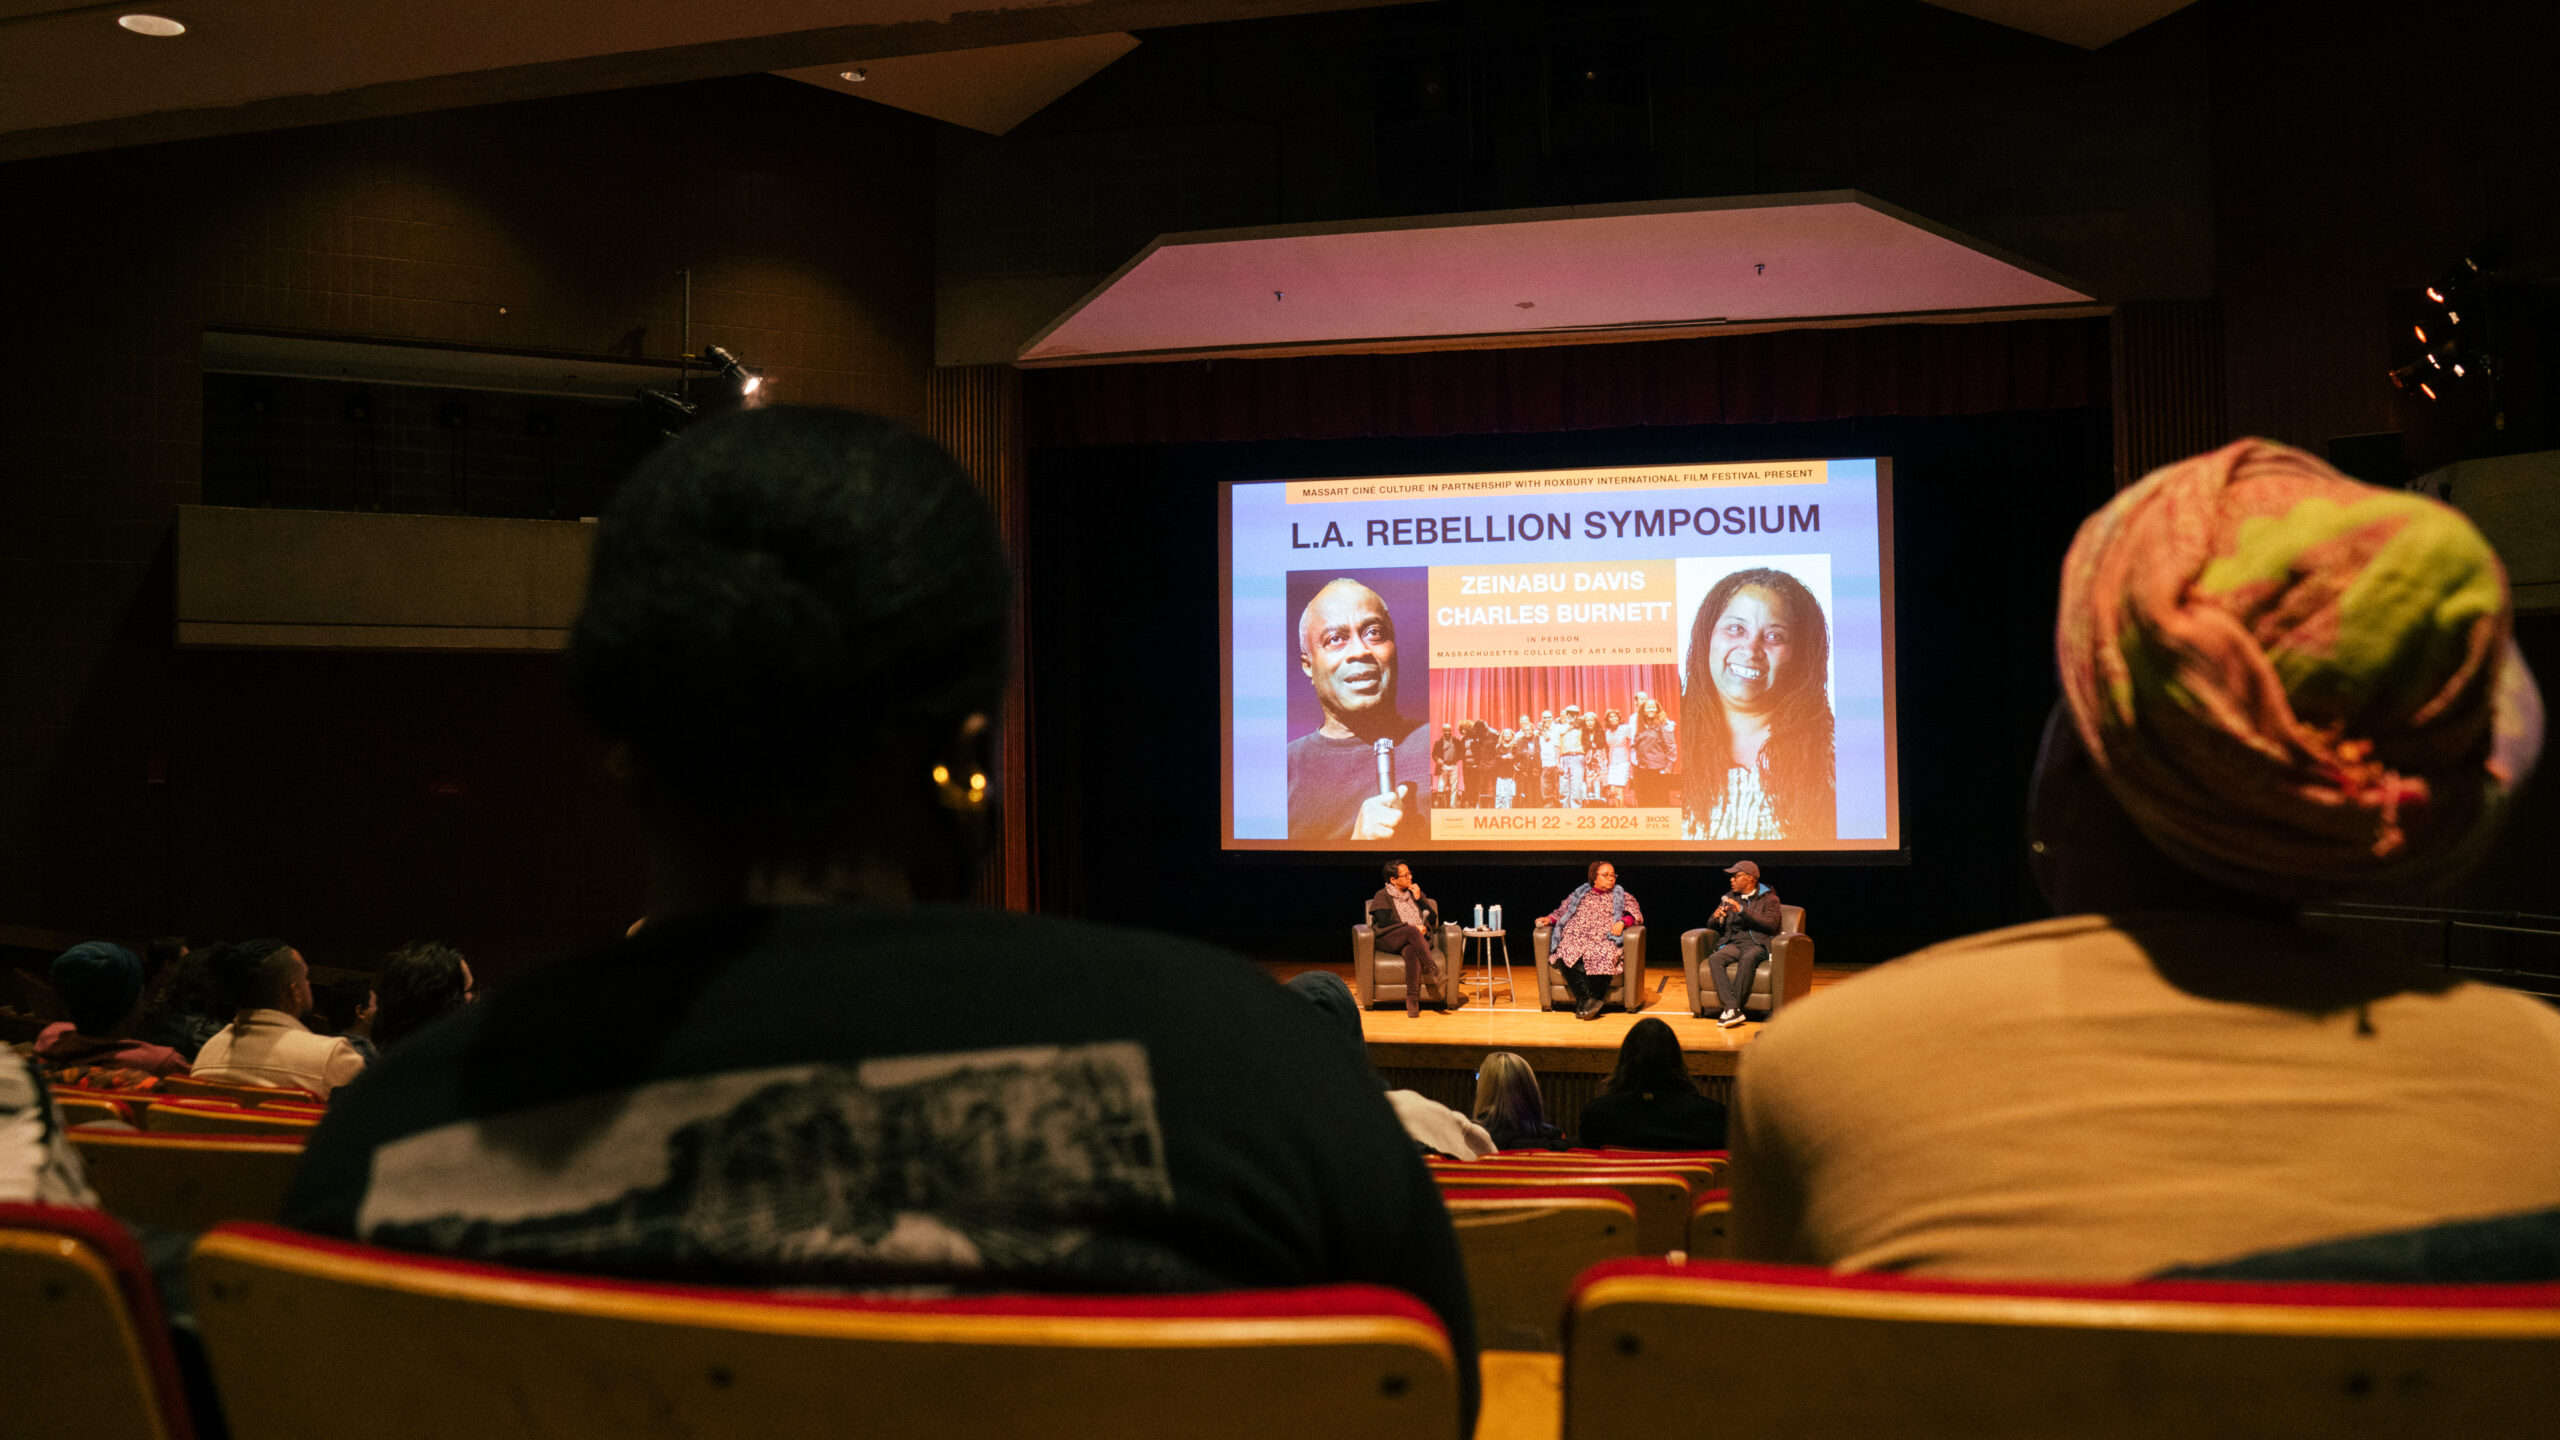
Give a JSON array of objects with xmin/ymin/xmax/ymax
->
[
  {"xmin": 2419, "ymin": 382, "xmax": 2439, "ymax": 400},
  {"xmin": 2415, "ymin": 325, "xmax": 2429, "ymax": 342},
  {"xmin": 117, "ymin": 14, "xmax": 184, "ymax": 35},
  {"xmin": 2427, "ymin": 286, "xmax": 2446, "ymax": 304},
  {"xmin": 639, "ymin": 387, "xmax": 698, "ymax": 438},
  {"xmin": 701, "ymin": 344, "xmax": 763, "ymax": 397}
]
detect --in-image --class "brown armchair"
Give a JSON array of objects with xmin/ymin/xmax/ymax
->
[
  {"xmin": 1351, "ymin": 908, "xmax": 1465, "ymax": 1008},
  {"xmin": 1679, "ymin": 904, "xmax": 1814, "ymax": 1019},
  {"xmin": 1530, "ymin": 919, "xmax": 1647, "ymax": 1013}
]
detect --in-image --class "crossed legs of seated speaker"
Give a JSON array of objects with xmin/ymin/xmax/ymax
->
[
  {"xmin": 1704, "ymin": 941, "xmax": 1766, "ymax": 1023},
  {"xmin": 1377, "ymin": 923, "xmax": 1463, "ymax": 1017}
]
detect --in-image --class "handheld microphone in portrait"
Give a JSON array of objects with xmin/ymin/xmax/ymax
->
[{"xmin": 1375, "ymin": 737, "xmax": 1395, "ymax": 798}]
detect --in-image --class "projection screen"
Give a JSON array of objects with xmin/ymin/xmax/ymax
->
[{"xmin": 1219, "ymin": 457, "xmax": 1899, "ymax": 855}]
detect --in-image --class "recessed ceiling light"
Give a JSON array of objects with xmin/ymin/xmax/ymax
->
[{"xmin": 118, "ymin": 13, "xmax": 186, "ymax": 35}]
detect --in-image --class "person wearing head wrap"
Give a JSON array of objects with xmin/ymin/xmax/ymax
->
[
  {"xmin": 32, "ymin": 942, "xmax": 192, "ymax": 1079},
  {"xmin": 1729, "ymin": 440, "xmax": 2560, "ymax": 1282}
]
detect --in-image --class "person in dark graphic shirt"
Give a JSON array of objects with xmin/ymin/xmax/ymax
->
[{"xmin": 281, "ymin": 407, "xmax": 1479, "ymax": 1427}]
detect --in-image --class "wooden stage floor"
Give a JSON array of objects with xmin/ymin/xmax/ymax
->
[{"xmin": 1259, "ymin": 958, "xmax": 1862, "ymax": 1125}]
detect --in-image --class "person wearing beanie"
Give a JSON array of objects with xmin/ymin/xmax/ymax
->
[
  {"xmin": 32, "ymin": 942, "xmax": 192, "ymax": 1079},
  {"xmin": 1730, "ymin": 438, "xmax": 2560, "ymax": 1281}
]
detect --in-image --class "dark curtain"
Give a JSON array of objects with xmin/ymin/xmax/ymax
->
[
  {"xmin": 1025, "ymin": 317, "xmax": 2108, "ymax": 448},
  {"xmin": 1428, "ymin": 665, "xmax": 1680, "ymax": 740}
]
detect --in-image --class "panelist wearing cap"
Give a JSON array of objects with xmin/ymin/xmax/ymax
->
[
  {"xmin": 1287, "ymin": 578, "xmax": 1431, "ymax": 840},
  {"xmin": 1700, "ymin": 861, "xmax": 1782, "ymax": 1027}
]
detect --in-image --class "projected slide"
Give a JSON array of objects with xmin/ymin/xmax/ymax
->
[{"xmin": 1219, "ymin": 459, "xmax": 1898, "ymax": 854}]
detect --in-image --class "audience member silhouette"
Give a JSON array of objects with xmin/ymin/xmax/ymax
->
[
  {"xmin": 1576, "ymin": 1018, "xmax": 1727, "ymax": 1150},
  {"xmin": 278, "ymin": 406, "xmax": 1478, "ymax": 1424},
  {"xmin": 1731, "ymin": 439, "xmax": 2560, "ymax": 1279}
]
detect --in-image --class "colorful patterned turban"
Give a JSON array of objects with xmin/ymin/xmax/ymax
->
[{"xmin": 2056, "ymin": 438, "xmax": 2543, "ymax": 897}]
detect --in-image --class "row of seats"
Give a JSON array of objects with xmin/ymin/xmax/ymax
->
[
  {"xmin": 1434, "ymin": 1150, "xmax": 1728, "ymax": 1351},
  {"xmin": 12, "ymin": 1201, "xmax": 2556, "ymax": 1440}
]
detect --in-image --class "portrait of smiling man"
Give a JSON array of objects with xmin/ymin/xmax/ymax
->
[{"xmin": 1287, "ymin": 575, "xmax": 1433, "ymax": 840}]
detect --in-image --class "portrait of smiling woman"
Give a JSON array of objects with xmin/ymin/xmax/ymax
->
[{"xmin": 1680, "ymin": 565, "xmax": 1836, "ymax": 841}]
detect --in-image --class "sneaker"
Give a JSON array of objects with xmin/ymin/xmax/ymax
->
[{"xmin": 1718, "ymin": 1008, "xmax": 1746, "ymax": 1028}]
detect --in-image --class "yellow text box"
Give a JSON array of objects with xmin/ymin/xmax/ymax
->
[
  {"xmin": 1430, "ymin": 808, "xmax": 1684, "ymax": 843},
  {"xmin": 1427, "ymin": 560, "xmax": 1676, "ymax": 668}
]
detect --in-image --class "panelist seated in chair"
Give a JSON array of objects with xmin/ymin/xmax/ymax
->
[
  {"xmin": 1369, "ymin": 861, "xmax": 1465, "ymax": 1019},
  {"xmin": 1697, "ymin": 860, "xmax": 1782, "ymax": 1028},
  {"xmin": 1540, "ymin": 861, "xmax": 1643, "ymax": 1021},
  {"xmin": 277, "ymin": 408, "xmax": 1481, "ymax": 1427}
]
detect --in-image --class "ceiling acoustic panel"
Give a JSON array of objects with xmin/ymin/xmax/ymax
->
[{"xmin": 1017, "ymin": 191, "xmax": 2097, "ymax": 367}]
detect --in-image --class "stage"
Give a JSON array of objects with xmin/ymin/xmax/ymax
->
[{"xmin": 1261, "ymin": 959, "xmax": 1861, "ymax": 1135}]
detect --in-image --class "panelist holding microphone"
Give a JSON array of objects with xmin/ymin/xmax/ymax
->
[
  {"xmin": 1371, "ymin": 861, "xmax": 1465, "ymax": 1019},
  {"xmin": 1287, "ymin": 578, "xmax": 1431, "ymax": 840},
  {"xmin": 1701, "ymin": 860, "xmax": 1783, "ymax": 1027}
]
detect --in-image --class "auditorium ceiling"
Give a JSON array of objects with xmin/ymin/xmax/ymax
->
[
  {"xmin": 1021, "ymin": 193, "xmax": 2097, "ymax": 366},
  {"xmin": 0, "ymin": 0, "xmax": 1398, "ymax": 160},
  {"xmin": 0, "ymin": 0, "xmax": 2208, "ymax": 161}
]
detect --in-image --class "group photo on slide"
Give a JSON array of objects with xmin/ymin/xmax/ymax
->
[{"xmin": 1426, "ymin": 666, "xmax": 1682, "ymax": 812}]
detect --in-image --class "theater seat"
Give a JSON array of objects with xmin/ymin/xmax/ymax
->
[
  {"xmin": 145, "ymin": 1098, "xmax": 324, "ymax": 1138},
  {"xmin": 54, "ymin": 1090, "xmax": 140, "ymax": 1127},
  {"xmin": 157, "ymin": 1077, "xmax": 324, "ymax": 1108},
  {"xmin": 1563, "ymin": 1257, "xmax": 2560, "ymax": 1440},
  {"xmin": 1444, "ymin": 1186, "xmax": 1638, "ymax": 1352},
  {"xmin": 1432, "ymin": 1165, "xmax": 1691, "ymax": 1256},
  {"xmin": 1352, "ymin": 907, "xmax": 1464, "ymax": 1009},
  {"xmin": 68, "ymin": 1131, "xmax": 305, "ymax": 1231},
  {"xmin": 0, "ymin": 1202, "xmax": 196, "ymax": 1440},
  {"xmin": 1678, "ymin": 904, "xmax": 1813, "ymax": 1019},
  {"xmin": 193, "ymin": 1224, "xmax": 1461, "ymax": 1440},
  {"xmin": 1686, "ymin": 1189, "xmax": 1729, "ymax": 1259},
  {"xmin": 1451, "ymin": 1151, "xmax": 1727, "ymax": 1196},
  {"xmin": 1530, "ymin": 920, "xmax": 1647, "ymax": 1013}
]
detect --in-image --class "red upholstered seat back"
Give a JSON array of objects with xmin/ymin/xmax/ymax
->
[
  {"xmin": 0, "ymin": 1201, "xmax": 196, "ymax": 1440},
  {"xmin": 193, "ymin": 1224, "xmax": 1460, "ymax": 1440},
  {"xmin": 1564, "ymin": 1257, "xmax": 2560, "ymax": 1440}
]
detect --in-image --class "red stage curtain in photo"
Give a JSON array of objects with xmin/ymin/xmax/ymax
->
[{"xmin": 1429, "ymin": 665, "xmax": 1681, "ymax": 735}]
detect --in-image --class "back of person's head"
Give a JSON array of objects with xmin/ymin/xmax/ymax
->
[
  {"xmin": 568, "ymin": 406, "xmax": 1011, "ymax": 877},
  {"xmin": 1282, "ymin": 970, "xmax": 1382, "ymax": 1087},
  {"xmin": 206, "ymin": 939, "xmax": 302, "ymax": 1017},
  {"xmin": 143, "ymin": 944, "xmax": 224, "ymax": 1023},
  {"xmin": 2048, "ymin": 438, "xmax": 2544, "ymax": 905},
  {"xmin": 1604, "ymin": 1017, "xmax": 1694, "ymax": 1096},
  {"xmin": 312, "ymin": 978, "xmax": 375, "ymax": 1036},
  {"xmin": 51, "ymin": 942, "xmax": 144, "ymax": 1037},
  {"xmin": 1472, "ymin": 1050, "xmax": 1546, "ymax": 1134},
  {"xmin": 373, "ymin": 941, "xmax": 472, "ymax": 1050}
]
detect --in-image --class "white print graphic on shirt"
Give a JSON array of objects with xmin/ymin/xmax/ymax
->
[{"xmin": 356, "ymin": 1042, "xmax": 1170, "ymax": 1278}]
